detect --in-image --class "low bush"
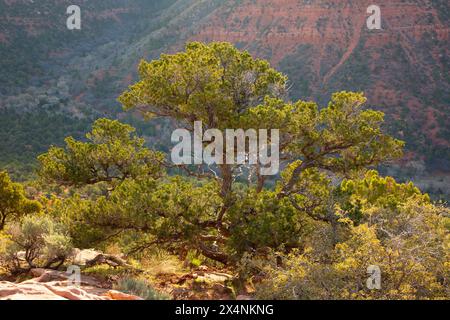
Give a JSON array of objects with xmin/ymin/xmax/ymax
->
[
  {"xmin": 0, "ymin": 215, "xmax": 72, "ymax": 273},
  {"xmin": 114, "ymin": 277, "xmax": 170, "ymax": 300}
]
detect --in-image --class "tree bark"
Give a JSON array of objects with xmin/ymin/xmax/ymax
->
[
  {"xmin": 278, "ymin": 160, "xmax": 312, "ymax": 198},
  {"xmin": 0, "ymin": 211, "xmax": 6, "ymax": 231},
  {"xmin": 198, "ymin": 242, "xmax": 230, "ymax": 265}
]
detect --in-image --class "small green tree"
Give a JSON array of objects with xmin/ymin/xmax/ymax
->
[{"xmin": 0, "ymin": 171, "xmax": 41, "ymax": 230}]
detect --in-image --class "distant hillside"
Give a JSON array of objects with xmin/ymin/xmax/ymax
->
[
  {"xmin": 0, "ymin": 0, "xmax": 449, "ymax": 181},
  {"xmin": 187, "ymin": 0, "xmax": 450, "ymax": 172}
]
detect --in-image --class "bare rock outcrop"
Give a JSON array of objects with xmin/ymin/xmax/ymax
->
[{"xmin": 0, "ymin": 269, "xmax": 142, "ymax": 300}]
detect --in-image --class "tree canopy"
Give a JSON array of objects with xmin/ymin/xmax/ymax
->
[{"xmin": 38, "ymin": 118, "xmax": 165, "ymax": 187}]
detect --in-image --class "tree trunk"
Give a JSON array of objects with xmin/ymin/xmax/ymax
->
[
  {"xmin": 0, "ymin": 211, "xmax": 6, "ymax": 231},
  {"xmin": 278, "ymin": 160, "xmax": 312, "ymax": 198},
  {"xmin": 219, "ymin": 164, "xmax": 233, "ymax": 199},
  {"xmin": 198, "ymin": 242, "xmax": 230, "ymax": 265}
]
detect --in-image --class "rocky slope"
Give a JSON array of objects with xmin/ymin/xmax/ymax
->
[
  {"xmin": 186, "ymin": 0, "xmax": 450, "ymax": 171},
  {"xmin": 0, "ymin": 268, "xmax": 142, "ymax": 300}
]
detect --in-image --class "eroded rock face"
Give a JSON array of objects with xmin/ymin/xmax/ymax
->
[
  {"xmin": 0, "ymin": 269, "xmax": 142, "ymax": 300},
  {"xmin": 0, "ymin": 281, "xmax": 109, "ymax": 300},
  {"xmin": 190, "ymin": 0, "xmax": 450, "ymax": 161}
]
